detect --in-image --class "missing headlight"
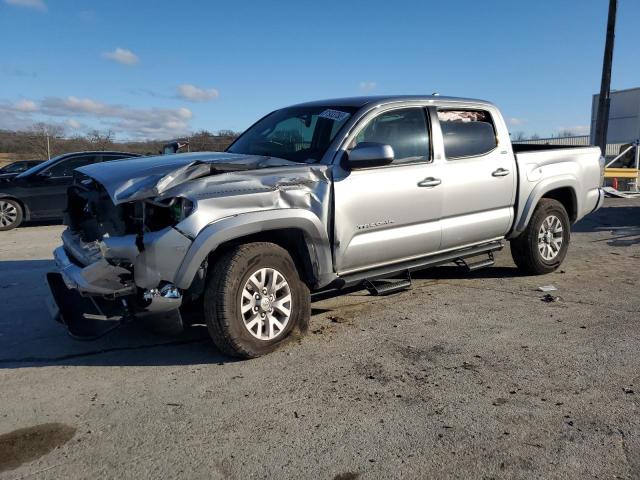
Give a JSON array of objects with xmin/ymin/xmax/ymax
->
[{"xmin": 144, "ymin": 197, "xmax": 195, "ymax": 231}]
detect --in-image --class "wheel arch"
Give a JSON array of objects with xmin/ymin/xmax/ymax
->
[
  {"xmin": 173, "ymin": 209, "xmax": 335, "ymax": 291},
  {"xmin": 510, "ymin": 177, "xmax": 578, "ymax": 238}
]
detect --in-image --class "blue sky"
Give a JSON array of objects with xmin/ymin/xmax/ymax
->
[{"xmin": 1, "ymin": 0, "xmax": 639, "ymax": 141}]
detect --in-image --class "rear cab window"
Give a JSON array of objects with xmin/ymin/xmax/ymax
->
[{"xmin": 437, "ymin": 109, "xmax": 497, "ymax": 159}]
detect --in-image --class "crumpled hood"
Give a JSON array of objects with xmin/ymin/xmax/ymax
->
[{"xmin": 77, "ymin": 151, "xmax": 302, "ymax": 204}]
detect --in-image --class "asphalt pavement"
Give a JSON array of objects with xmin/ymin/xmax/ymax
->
[{"xmin": 0, "ymin": 199, "xmax": 639, "ymax": 479}]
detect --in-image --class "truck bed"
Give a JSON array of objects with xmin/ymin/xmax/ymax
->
[{"xmin": 510, "ymin": 145, "xmax": 603, "ymax": 236}]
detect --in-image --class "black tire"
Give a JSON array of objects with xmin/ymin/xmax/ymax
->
[
  {"xmin": 510, "ymin": 198, "xmax": 570, "ymax": 275},
  {"xmin": 203, "ymin": 242, "xmax": 310, "ymax": 358},
  {"xmin": 0, "ymin": 198, "xmax": 23, "ymax": 231}
]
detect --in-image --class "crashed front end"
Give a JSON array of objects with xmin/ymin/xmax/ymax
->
[
  {"xmin": 46, "ymin": 152, "xmax": 331, "ymax": 339},
  {"xmin": 48, "ymin": 174, "xmax": 194, "ymax": 338}
]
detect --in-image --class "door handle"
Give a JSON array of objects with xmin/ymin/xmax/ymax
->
[
  {"xmin": 492, "ymin": 168, "xmax": 510, "ymax": 177},
  {"xmin": 418, "ymin": 177, "xmax": 442, "ymax": 187}
]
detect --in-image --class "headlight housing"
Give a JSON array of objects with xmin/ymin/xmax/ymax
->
[{"xmin": 144, "ymin": 197, "xmax": 195, "ymax": 231}]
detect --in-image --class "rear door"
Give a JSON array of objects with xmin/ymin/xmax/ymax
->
[
  {"xmin": 333, "ymin": 106, "xmax": 442, "ymax": 274},
  {"xmin": 433, "ymin": 107, "xmax": 516, "ymax": 249}
]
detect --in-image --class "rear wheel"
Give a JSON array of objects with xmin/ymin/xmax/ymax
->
[
  {"xmin": 510, "ymin": 198, "xmax": 570, "ymax": 275},
  {"xmin": 0, "ymin": 199, "xmax": 23, "ymax": 231},
  {"xmin": 203, "ymin": 242, "xmax": 310, "ymax": 358}
]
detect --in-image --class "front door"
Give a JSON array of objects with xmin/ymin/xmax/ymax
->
[
  {"xmin": 333, "ymin": 107, "xmax": 442, "ymax": 274},
  {"xmin": 25, "ymin": 154, "xmax": 99, "ymax": 217}
]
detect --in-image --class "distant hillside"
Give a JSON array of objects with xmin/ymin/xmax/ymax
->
[{"xmin": 0, "ymin": 128, "xmax": 239, "ymax": 165}]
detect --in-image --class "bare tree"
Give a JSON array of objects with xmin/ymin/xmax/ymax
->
[
  {"xmin": 189, "ymin": 130, "xmax": 216, "ymax": 151},
  {"xmin": 512, "ymin": 131, "xmax": 526, "ymax": 141},
  {"xmin": 217, "ymin": 129, "xmax": 240, "ymax": 137},
  {"xmin": 557, "ymin": 129, "xmax": 576, "ymax": 138},
  {"xmin": 188, "ymin": 130, "xmax": 238, "ymax": 152},
  {"xmin": 23, "ymin": 123, "xmax": 65, "ymax": 159},
  {"xmin": 531, "ymin": 133, "xmax": 541, "ymax": 140},
  {"xmin": 86, "ymin": 129, "xmax": 115, "ymax": 150}
]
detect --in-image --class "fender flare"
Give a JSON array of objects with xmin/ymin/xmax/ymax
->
[
  {"xmin": 173, "ymin": 209, "xmax": 335, "ymax": 290},
  {"xmin": 510, "ymin": 175, "xmax": 578, "ymax": 237}
]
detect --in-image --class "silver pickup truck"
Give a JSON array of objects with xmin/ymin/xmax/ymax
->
[{"xmin": 47, "ymin": 95, "xmax": 605, "ymax": 357}]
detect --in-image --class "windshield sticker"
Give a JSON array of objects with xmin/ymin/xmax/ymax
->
[{"xmin": 318, "ymin": 109, "xmax": 351, "ymax": 122}]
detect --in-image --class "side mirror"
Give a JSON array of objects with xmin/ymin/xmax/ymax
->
[{"xmin": 346, "ymin": 142, "xmax": 394, "ymax": 169}]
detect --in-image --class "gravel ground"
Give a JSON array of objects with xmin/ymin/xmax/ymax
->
[{"xmin": 0, "ymin": 199, "xmax": 639, "ymax": 480}]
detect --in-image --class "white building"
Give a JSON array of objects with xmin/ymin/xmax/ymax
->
[{"xmin": 590, "ymin": 87, "xmax": 640, "ymax": 144}]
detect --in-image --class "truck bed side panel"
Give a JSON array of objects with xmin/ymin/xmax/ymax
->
[{"xmin": 510, "ymin": 146, "xmax": 602, "ymax": 237}]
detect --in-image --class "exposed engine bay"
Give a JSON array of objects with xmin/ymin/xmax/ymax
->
[{"xmin": 66, "ymin": 173, "xmax": 193, "ymax": 242}]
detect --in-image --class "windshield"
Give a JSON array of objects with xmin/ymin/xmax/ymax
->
[
  {"xmin": 227, "ymin": 106, "xmax": 356, "ymax": 163},
  {"xmin": 16, "ymin": 154, "xmax": 66, "ymax": 178},
  {"xmin": 1, "ymin": 162, "xmax": 28, "ymax": 173}
]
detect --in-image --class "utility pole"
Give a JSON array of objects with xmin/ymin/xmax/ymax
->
[
  {"xmin": 46, "ymin": 132, "xmax": 50, "ymax": 159},
  {"xmin": 594, "ymin": 0, "xmax": 617, "ymax": 155}
]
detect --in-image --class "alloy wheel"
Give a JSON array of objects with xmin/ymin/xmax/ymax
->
[
  {"xmin": 0, "ymin": 200, "xmax": 18, "ymax": 229},
  {"xmin": 538, "ymin": 214, "xmax": 564, "ymax": 261},
  {"xmin": 240, "ymin": 267, "xmax": 292, "ymax": 340}
]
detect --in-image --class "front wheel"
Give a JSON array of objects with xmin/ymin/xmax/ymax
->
[
  {"xmin": 510, "ymin": 198, "xmax": 570, "ymax": 275},
  {"xmin": 203, "ymin": 242, "xmax": 310, "ymax": 358}
]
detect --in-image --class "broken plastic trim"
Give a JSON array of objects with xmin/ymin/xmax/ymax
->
[{"xmin": 47, "ymin": 272, "xmax": 129, "ymax": 340}]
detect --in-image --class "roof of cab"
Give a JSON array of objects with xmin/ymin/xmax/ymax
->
[{"xmin": 290, "ymin": 95, "xmax": 495, "ymax": 109}]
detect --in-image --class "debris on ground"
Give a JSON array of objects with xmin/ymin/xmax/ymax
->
[
  {"xmin": 603, "ymin": 186, "xmax": 640, "ymax": 198},
  {"xmin": 537, "ymin": 285, "xmax": 558, "ymax": 292},
  {"xmin": 328, "ymin": 315, "xmax": 347, "ymax": 324},
  {"xmin": 541, "ymin": 294, "xmax": 561, "ymax": 303},
  {"xmin": 623, "ymin": 386, "xmax": 635, "ymax": 394}
]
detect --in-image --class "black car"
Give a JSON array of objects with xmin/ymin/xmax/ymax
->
[
  {"xmin": 0, "ymin": 151, "xmax": 141, "ymax": 231},
  {"xmin": 0, "ymin": 160, "xmax": 44, "ymax": 179}
]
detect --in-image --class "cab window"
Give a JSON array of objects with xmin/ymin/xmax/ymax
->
[
  {"xmin": 46, "ymin": 155, "xmax": 97, "ymax": 177},
  {"xmin": 353, "ymin": 108, "xmax": 430, "ymax": 165},
  {"xmin": 437, "ymin": 109, "xmax": 497, "ymax": 159}
]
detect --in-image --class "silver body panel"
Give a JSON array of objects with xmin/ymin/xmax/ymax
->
[{"xmin": 53, "ymin": 95, "xmax": 604, "ymax": 304}]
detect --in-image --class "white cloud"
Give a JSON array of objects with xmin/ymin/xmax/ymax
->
[
  {"xmin": 13, "ymin": 99, "xmax": 37, "ymax": 112},
  {"xmin": 65, "ymin": 119, "xmax": 83, "ymax": 129},
  {"xmin": 4, "ymin": 0, "xmax": 46, "ymax": 11},
  {"xmin": 0, "ymin": 96, "xmax": 193, "ymax": 139},
  {"xmin": 177, "ymin": 84, "xmax": 219, "ymax": 102},
  {"xmin": 102, "ymin": 48, "xmax": 139, "ymax": 66},
  {"xmin": 359, "ymin": 81, "xmax": 377, "ymax": 92},
  {"xmin": 508, "ymin": 117, "xmax": 526, "ymax": 126}
]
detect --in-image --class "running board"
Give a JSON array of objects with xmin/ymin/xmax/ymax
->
[
  {"xmin": 336, "ymin": 240, "xmax": 504, "ymax": 289},
  {"xmin": 363, "ymin": 271, "xmax": 411, "ymax": 296},
  {"xmin": 455, "ymin": 251, "xmax": 495, "ymax": 272}
]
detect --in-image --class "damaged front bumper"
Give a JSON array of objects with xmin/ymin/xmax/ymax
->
[
  {"xmin": 53, "ymin": 245, "xmax": 135, "ymax": 296},
  {"xmin": 47, "ymin": 226, "xmax": 192, "ymax": 339}
]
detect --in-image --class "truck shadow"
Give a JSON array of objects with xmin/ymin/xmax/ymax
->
[
  {"xmin": 411, "ymin": 265, "xmax": 524, "ymax": 280},
  {"xmin": 573, "ymin": 204, "xmax": 640, "ymax": 246},
  {"xmin": 573, "ymin": 204, "xmax": 640, "ymax": 231},
  {"xmin": 0, "ymin": 259, "xmax": 362, "ymax": 369},
  {"xmin": 16, "ymin": 219, "xmax": 64, "ymax": 228},
  {"xmin": 0, "ymin": 259, "xmax": 232, "ymax": 369}
]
